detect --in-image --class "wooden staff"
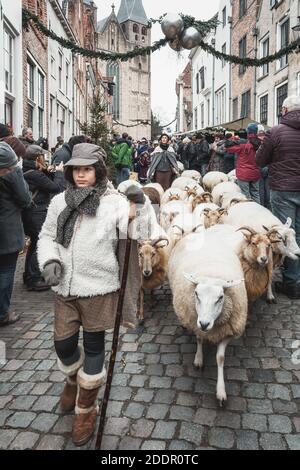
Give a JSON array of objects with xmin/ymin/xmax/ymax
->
[{"xmin": 95, "ymin": 204, "xmax": 136, "ymax": 450}]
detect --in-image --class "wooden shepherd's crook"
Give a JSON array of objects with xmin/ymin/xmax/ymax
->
[{"xmin": 95, "ymin": 230, "xmax": 133, "ymax": 450}]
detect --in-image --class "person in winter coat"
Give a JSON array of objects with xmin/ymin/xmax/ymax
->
[
  {"xmin": 37, "ymin": 143, "xmax": 160, "ymax": 446},
  {"xmin": 195, "ymin": 133, "xmax": 210, "ymax": 175},
  {"xmin": 208, "ymin": 133, "xmax": 225, "ymax": 173},
  {"xmin": 137, "ymin": 150, "xmax": 151, "ymax": 184},
  {"xmin": 225, "ymin": 123, "xmax": 262, "ymax": 203},
  {"xmin": 222, "ymin": 133, "xmax": 236, "ymax": 174},
  {"xmin": 0, "ymin": 143, "xmax": 31, "ymax": 327},
  {"xmin": 52, "ymin": 135, "xmax": 87, "ymax": 166},
  {"xmin": 22, "ymin": 145, "xmax": 65, "ymax": 291},
  {"xmin": 148, "ymin": 133, "xmax": 179, "ymax": 191},
  {"xmin": 111, "ymin": 133, "xmax": 133, "ymax": 185},
  {"xmin": 256, "ymin": 95, "xmax": 300, "ymax": 299},
  {"xmin": 19, "ymin": 127, "xmax": 35, "ymax": 148},
  {"xmin": 0, "ymin": 124, "xmax": 26, "ymax": 165}
]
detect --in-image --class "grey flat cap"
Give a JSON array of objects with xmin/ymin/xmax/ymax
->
[
  {"xmin": 0, "ymin": 142, "xmax": 18, "ymax": 169},
  {"xmin": 25, "ymin": 145, "xmax": 48, "ymax": 160},
  {"xmin": 65, "ymin": 143, "xmax": 107, "ymax": 167}
]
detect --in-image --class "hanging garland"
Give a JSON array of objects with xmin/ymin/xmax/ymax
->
[{"xmin": 22, "ymin": 8, "xmax": 299, "ymax": 66}]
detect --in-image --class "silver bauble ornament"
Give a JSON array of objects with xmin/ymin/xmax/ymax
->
[
  {"xmin": 168, "ymin": 37, "xmax": 182, "ymax": 52},
  {"xmin": 180, "ymin": 27, "xmax": 202, "ymax": 50},
  {"xmin": 161, "ymin": 13, "xmax": 184, "ymax": 40}
]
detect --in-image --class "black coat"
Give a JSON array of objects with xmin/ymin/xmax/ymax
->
[
  {"xmin": 0, "ymin": 167, "xmax": 32, "ymax": 255},
  {"xmin": 22, "ymin": 160, "xmax": 65, "ymax": 212},
  {"xmin": 52, "ymin": 143, "xmax": 72, "ymax": 165}
]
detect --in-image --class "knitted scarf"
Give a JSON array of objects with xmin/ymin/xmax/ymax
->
[{"xmin": 56, "ymin": 179, "xmax": 108, "ymax": 248}]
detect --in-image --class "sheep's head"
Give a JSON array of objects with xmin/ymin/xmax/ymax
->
[
  {"xmin": 138, "ymin": 238, "xmax": 169, "ymax": 278},
  {"xmin": 184, "ymin": 185, "xmax": 198, "ymax": 198},
  {"xmin": 238, "ymin": 227, "xmax": 272, "ymax": 267},
  {"xmin": 263, "ymin": 219, "xmax": 300, "ymax": 259},
  {"xmin": 203, "ymin": 208, "xmax": 228, "ymax": 229},
  {"xmin": 169, "ymin": 193, "xmax": 181, "ymax": 202},
  {"xmin": 184, "ymin": 274, "xmax": 244, "ymax": 332},
  {"xmin": 192, "ymin": 193, "xmax": 213, "ymax": 211}
]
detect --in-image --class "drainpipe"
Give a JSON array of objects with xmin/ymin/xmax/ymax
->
[
  {"xmin": 72, "ymin": 52, "xmax": 75, "ymax": 135},
  {"xmin": 211, "ymin": 38, "xmax": 216, "ymax": 126},
  {"xmin": 252, "ymin": 26, "xmax": 259, "ymax": 121},
  {"xmin": 228, "ymin": 15, "xmax": 233, "ymax": 121}
]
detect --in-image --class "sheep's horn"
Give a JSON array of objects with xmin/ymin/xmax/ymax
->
[
  {"xmin": 151, "ymin": 238, "xmax": 169, "ymax": 247},
  {"xmin": 192, "ymin": 224, "xmax": 203, "ymax": 233},
  {"xmin": 236, "ymin": 226, "xmax": 257, "ymax": 235},
  {"xmin": 171, "ymin": 225, "xmax": 184, "ymax": 235}
]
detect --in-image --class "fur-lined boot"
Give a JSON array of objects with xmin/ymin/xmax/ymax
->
[
  {"xmin": 57, "ymin": 346, "xmax": 84, "ymax": 412},
  {"xmin": 72, "ymin": 367, "xmax": 106, "ymax": 446}
]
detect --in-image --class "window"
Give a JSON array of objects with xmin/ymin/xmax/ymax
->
[
  {"xmin": 28, "ymin": 105, "xmax": 34, "ymax": 129},
  {"xmin": 58, "ymin": 52, "xmax": 63, "ymax": 90},
  {"xmin": 215, "ymin": 87, "xmax": 226, "ymax": 125},
  {"xmin": 135, "ymin": 35, "xmax": 138, "ymax": 41},
  {"xmin": 239, "ymin": 0, "xmax": 247, "ymax": 19},
  {"xmin": 133, "ymin": 24, "xmax": 139, "ymax": 33},
  {"xmin": 222, "ymin": 43, "xmax": 226, "ymax": 67},
  {"xmin": 241, "ymin": 90, "xmax": 251, "ymax": 118},
  {"xmin": 222, "ymin": 7, "xmax": 226, "ymax": 27},
  {"xmin": 66, "ymin": 62, "xmax": 69, "ymax": 95},
  {"xmin": 260, "ymin": 94, "xmax": 268, "ymax": 124},
  {"xmin": 4, "ymin": 28, "xmax": 13, "ymax": 94},
  {"xmin": 4, "ymin": 98, "xmax": 13, "ymax": 128},
  {"xmin": 276, "ymin": 82, "xmax": 288, "ymax": 122},
  {"xmin": 207, "ymin": 98, "xmax": 210, "ymax": 126},
  {"xmin": 278, "ymin": 18, "xmax": 289, "ymax": 69},
  {"xmin": 201, "ymin": 103, "xmax": 204, "ymax": 128},
  {"xmin": 141, "ymin": 27, "xmax": 147, "ymax": 36},
  {"xmin": 233, "ymin": 98, "xmax": 238, "ymax": 120},
  {"xmin": 194, "ymin": 107, "xmax": 198, "ymax": 129},
  {"xmin": 260, "ymin": 37, "xmax": 269, "ymax": 76},
  {"xmin": 27, "ymin": 61, "xmax": 35, "ymax": 101},
  {"xmin": 50, "ymin": 96, "xmax": 53, "ymax": 118},
  {"xmin": 38, "ymin": 72, "xmax": 45, "ymax": 137},
  {"xmin": 200, "ymin": 67, "xmax": 205, "ymax": 90},
  {"xmin": 239, "ymin": 35, "xmax": 247, "ymax": 75},
  {"xmin": 51, "ymin": 56, "xmax": 55, "ymax": 78},
  {"xmin": 196, "ymin": 73, "xmax": 199, "ymax": 94}
]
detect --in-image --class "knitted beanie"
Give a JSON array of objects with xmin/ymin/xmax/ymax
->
[{"xmin": 246, "ymin": 123, "xmax": 258, "ymax": 135}]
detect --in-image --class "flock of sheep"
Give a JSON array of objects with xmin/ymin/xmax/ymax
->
[{"xmin": 117, "ymin": 170, "xmax": 300, "ymax": 406}]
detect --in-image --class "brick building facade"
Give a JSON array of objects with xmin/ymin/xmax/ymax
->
[{"xmin": 22, "ymin": 0, "xmax": 49, "ymax": 139}]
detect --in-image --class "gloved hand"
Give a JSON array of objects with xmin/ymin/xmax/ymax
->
[
  {"xmin": 124, "ymin": 185, "xmax": 146, "ymax": 205},
  {"xmin": 42, "ymin": 261, "xmax": 62, "ymax": 286}
]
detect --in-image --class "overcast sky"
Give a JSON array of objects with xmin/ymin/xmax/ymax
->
[{"xmin": 94, "ymin": 0, "xmax": 220, "ymax": 127}]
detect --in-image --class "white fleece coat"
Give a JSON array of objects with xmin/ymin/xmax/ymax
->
[{"xmin": 37, "ymin": 188, "xmax": 160, "ymax": 298}]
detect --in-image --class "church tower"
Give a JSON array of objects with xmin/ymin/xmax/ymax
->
[{"xmin": 117, "ymin": 0, "xmax": 151, "ymax": 140}]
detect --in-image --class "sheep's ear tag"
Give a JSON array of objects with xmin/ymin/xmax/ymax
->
[
  {"xmin": 184, "ymin": 273, "xmax": 198, "ymax": 285},
  {"xmin": 285, "ymin": 217, "xmax": 292, "ymax": 228}
]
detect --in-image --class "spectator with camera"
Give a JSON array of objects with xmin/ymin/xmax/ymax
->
[{"xmin": 22, "ymin": 145, "xmax": 65, "ymax": 291}]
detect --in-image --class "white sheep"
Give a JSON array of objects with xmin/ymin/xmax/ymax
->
[
  {"xmin": 181, "ymin": 170, "xmax": 202, "ymax": 185},
  {"xmin": 161, "ymin": 188, "xmax": 186, "ymax": 206},
  {"xmin": 227, "ymin": 170, "xmax": 237, "ymax": 183},
  {"xmin": 220, "ymin": 191, "xmax": 249, "ymax": 209},
  {"xmin": 165, "ymin": 213, "xmax": 204, "ymax": 258},
  {"xmin": 168, "ymin": 233, "xmax": 247, "ymax": 405},
  {"xmin": 202, "ymin": 171, "xmax": 229, "ymax": 192},
  {"xmin": 171, "ymin": 176, "xmax": 199, "ymax": 191},
  {"xmin": 159, "ymin": 200, "xmax": 191, "ymax": 232},
  {"xmin": 225, "ymin": 202, "xmax": 300, "ymax": 260},
  {"xmin": 193, "ymin": 203, "xmax": 219, "ymax": 223},
  {"xmin": 211, "ymin": 181, "xmax": 241, "ymax": 205}
]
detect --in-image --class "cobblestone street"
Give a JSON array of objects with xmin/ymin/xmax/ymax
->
[{"xmin": 0, "ymin": 255, "xmax": 300, "ymax": 450}]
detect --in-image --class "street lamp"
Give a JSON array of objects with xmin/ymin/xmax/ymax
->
[{"xmin": 292, "ymin": 17, "xmax": 300, "ymax": 52}]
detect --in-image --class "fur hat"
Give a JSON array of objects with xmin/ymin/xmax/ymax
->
[{"xmin": 0, "ymin": 123, "xmax": 10, "ymax": 138}]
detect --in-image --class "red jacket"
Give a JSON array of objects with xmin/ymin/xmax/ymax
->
[{"xmin": 226, "ymin": 134, "xmax": 261, "ymax": 182}]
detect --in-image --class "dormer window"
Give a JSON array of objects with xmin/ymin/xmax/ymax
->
[{"xmin": 133, "ymin": 24, "xmax": 139, "ymax": 33}]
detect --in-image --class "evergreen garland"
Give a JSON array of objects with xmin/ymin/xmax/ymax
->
[{"xmin": 22, "ymin": 8, "xmax": 299, "ymax": 66}]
